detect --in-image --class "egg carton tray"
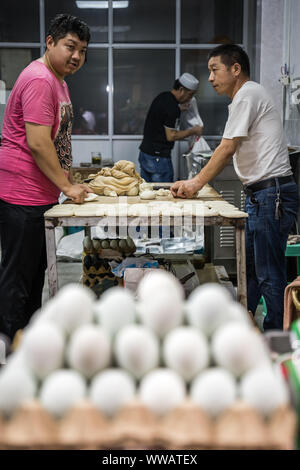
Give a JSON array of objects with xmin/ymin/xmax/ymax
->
[{"xmin": 0, "ymin": 399, "xmax": 296, "ymax": 450}]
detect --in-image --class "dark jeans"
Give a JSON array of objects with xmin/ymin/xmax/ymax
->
[
  {"xmin": 245, "ymin": 181, "xmax": 299, "ymax": 331},
  {"xmin": 0, "ymin": 199, "xmax": 53, "ymax": 340},
  {"xmin": 139, "ymin": 151, "xmax": 174, "ymax": 182}
]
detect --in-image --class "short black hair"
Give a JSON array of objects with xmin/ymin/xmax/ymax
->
[
  {"xmin": 208, "ymin": 44, "xmax": 250, "ymax": 77},
  {"xmin": 47, "ymin": 13, "xmax": 90, "ymax": 44}
]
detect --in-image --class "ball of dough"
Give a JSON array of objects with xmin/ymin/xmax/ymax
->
[{"xmin": 140, "ymin": 190, "xmax": 156, "ymax": 200}]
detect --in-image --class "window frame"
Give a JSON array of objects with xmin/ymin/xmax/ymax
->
[{"xmin": 0, "ymin": 0, "xmax": 253, "ymax": 151}]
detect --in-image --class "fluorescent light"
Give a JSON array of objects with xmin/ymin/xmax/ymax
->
[{"xmin": 76, "ymin": 1, "xmax": 128, "ymax": 8}]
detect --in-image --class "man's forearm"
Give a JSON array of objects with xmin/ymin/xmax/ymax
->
[
  {"xmin": 171, "ymin": 128, "xmax": 198, "ymax": 141},
  {"xmin": 166, "ymin": 126, "xmax": 203, "ymax": 142},
  {"xmin": 30, "ymin": 141, "xmax": 72, "ymax": 193},
  {"xmin": 195, "ymin": 144, "xmax": 234, "ymax": 187}
]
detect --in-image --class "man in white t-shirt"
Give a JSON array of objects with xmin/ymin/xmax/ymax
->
[{"xmin": 171, "ymin": 44, "xmax": 299, "ymax": 331}]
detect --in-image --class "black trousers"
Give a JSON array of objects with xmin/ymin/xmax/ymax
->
[{"xmin": 0, "ymin": 199, "xmax": 53, "ymax": 340}]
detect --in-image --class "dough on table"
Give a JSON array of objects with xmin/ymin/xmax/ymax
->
[
  {"xmin": 84, "ymin": 193, "xmax": 98, "ymax": 202},
  {"xmin": 155, "ymin": 188, "xmax": 172, "ymax": 197},
  {"xmin": 218, "ymin": 210, "xmax": 248, "ymax": 218},
  {"xmin": 149, "ymin": 207, "xmax": 161, "ymax": 217},
  {"xmin": 140, "ymin": 190, "xmax": 156, "ymax": 200},
  {"xmin": 128, "ymin": 204, "xmax": 149, "ymax": 217},
  {"xmin": 102, "ymin": 205, "xmax": 120, "ymax": 216},
  {"xmin": 73, "ymin": 204, "xmax": 100, "ymax": 216},
  {"xmin": 196, "ymin": 207, "xmax": 219, "ymax": 217},
  {"xmin": 205, "ymin": 201, "xmax": 239, "ymax": 211},
  {"xmin": 115, "ymin": 205, "xmax": 129, "ymax": 216},
  {"xmin": 148, "ymin": 200, "xmax": 172, "ymax": 206},
  {"xmin": 89, "ymin": 160, "xmax": 143, "ymax": 196},
  {"xmin": 139, "ymin": 182, "xmax": 153, "ymax": 192},
  {"xmin": 196, "ymin": 184, "xmax": 220, "ymax": 198},
  {"xmin": 179, "ymin": 199, "xmax": 205, "ymax": 204},
  {"xmin": 160, "ymin": 205, "xmax": 182, "ymax": 217},
  {"xmin": 206, "ymin": 201, "xmax": 228, "ymax": 207},
  {"xmin": 44, "ymin": 204, "xmax": 75, "ymax": 217},
  {"xmin": 95, "ymin": 206, "xmax": 106, "ymax": 216}
]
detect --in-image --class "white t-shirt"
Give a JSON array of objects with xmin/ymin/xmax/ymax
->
[{"xmin": 223, "ymin": 81, "xmax": 292, "ymax": 185}]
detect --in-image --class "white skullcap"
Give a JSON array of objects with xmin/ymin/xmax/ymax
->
[{"xmin": 178, "ymin": 73, "xmax": 199, "ymax": 91}]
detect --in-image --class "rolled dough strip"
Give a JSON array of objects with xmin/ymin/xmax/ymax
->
[{"xmin": 218, "ymin": 210, "xmax": 248, "ymax": 218}]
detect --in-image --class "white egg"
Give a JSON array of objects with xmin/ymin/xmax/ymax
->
[
  {"xmin": 67, "ymin": 324, "xmax": 111, "ymax": 378},
  {"xmin": 190, "ymin": 367, "xmax": 237, "ymax": 417},
  {"xmin": 0, "ymin": 367, "xmax": 37, "ymax": 416},
  {"xmin": 114, "ymin": 325, "xmax": 160, "ymax": 379},
  {"xmin": 240, "ymin": 366, "xmax": 289, "ymax": 416},
  {"xmin": 185, "ymin": 283, "xmax": 233, "ymax": 336},
  {"xmin": 39, "ymin": 369, "xmax": 86, "ymax": 418},
  {"xmin": 29, "ymin": 298, "xmax": 59, "ymax": 326},
  {"xmin": 138, "ymin": 292, "xmax": 184, "ymax": 338},
  {"xmin": 94, "ymin": 287, "xmax": 136, "ymax": 335},
  {"xmin": 22, "ymin": 321, "xmax": 65, "ymax": 379},
  {"xmin": 89, "ymin": 369, "xmax": 136, "ymax": 417},
  {"xmin": 47, "ymin": 284, "xmax": 95, "ymax": 334},
  {"xmin": 162, "ymin": 326, "xmax": 209, "ymax": 381},
  {"xmin": 226, "ymin": 301, "xmax": 252, "ymax": 325},
  {"xmin": 211, "ymin": 322, "xmax": 269, "ymax": 376},
  {"xmin": 137, "ymin": 270, "xmax": 184, "ymax": 303},
  {"xmin": 139, "ymin": 368, "xmax": 186, "ymax": 415},
  {"xmin": 5, "ymin": 348, "xmax": 27, "ymax": 369}
]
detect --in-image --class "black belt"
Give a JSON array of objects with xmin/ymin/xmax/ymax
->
[{"xmin": 244, "ymin": 176, "xmax": 294, "ymax": 196}]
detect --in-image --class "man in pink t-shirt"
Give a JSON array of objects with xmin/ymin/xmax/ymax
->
[{"xmin": 0, "ymin": 14, "xmax": 92, "ymax": 341}]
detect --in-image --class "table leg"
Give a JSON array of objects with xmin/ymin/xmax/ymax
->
[
  {"xmin": 84, "ymin": 226, "xmax": 91, "ymax": 237},
  {"xmin": 235, "ymin": 225, "xmax": 247, "ymax": 308},
  {"xmin": 45, "ymin": 224, "xmax": 58, "ymax": 297}
]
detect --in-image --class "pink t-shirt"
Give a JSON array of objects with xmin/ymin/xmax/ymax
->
[{"xmin": 0, "ymin": 60, "xmax": 73, "ymax": 205}]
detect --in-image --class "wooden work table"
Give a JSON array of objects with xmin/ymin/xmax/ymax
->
[{"xmin": 44, "ymin": 185, "xmax": 247, "ymax": 307}]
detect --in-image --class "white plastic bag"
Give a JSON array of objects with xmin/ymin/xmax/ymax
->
[
  {"xmin": 180, "ymin": 97, "xmax": 211, "ymax": 153},
  {"xmin": 180, "ymin": 97, "xmax": 203, "ymax": 128},
  {"xmin": 191, "ymin": 136, "xmax": 211, "ymax": 154}
]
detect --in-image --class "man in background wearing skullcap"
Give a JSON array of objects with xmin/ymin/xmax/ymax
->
[{"xmin": 139, "ymin": 73, "xmax": 203, "ymax": 182}]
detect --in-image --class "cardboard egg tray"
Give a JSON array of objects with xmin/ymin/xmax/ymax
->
[{"xmin": 0, "ymin": 399, "xmax": 296, "ymax": 450}]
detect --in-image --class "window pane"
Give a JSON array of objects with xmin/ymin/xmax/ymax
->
[
  {"xmin": 66, "ymin": 49, "xmax": 108, "ymax": 135},
  {"xmin": 181, "ymin": 0, "xmax": 243, "ymax": 44},
  {"xmin": 0, "ymin": 0, "xmax": 39, "ymax": 42},
  {"xmin": 181, "ymin": 50, "xmax": 230, "ymax": 136},
  {"xmin": 45, "ymin": 0, "xmax": 108, "ymax": 43},
  {"xmin": 0, "ymin": 49, "xmax": 40, "ymax": 132},
  {"xmin": 114, "ymin": 49, "xmax": 175, "ymax": 135},
  {"xmin": 113, "ymin": 0, "xmax": 175, "ymax": 43}
]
